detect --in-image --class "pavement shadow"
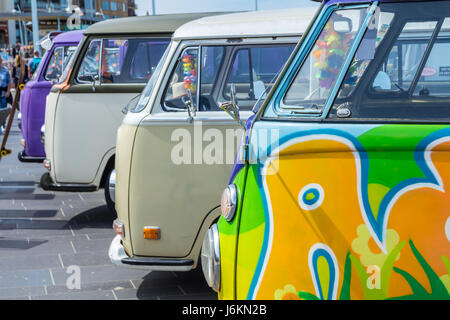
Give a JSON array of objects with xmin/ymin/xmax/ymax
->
[
  {"xmin": 0, "ymin": 205, "xmax": 113, "ymax": 231},
  {"xmin": 0, "ymin": 209, "xmax": 58, "ymax": 218},
  {"xmin": 0, "ymin": 193, "xmax": 55, "ymax": 200},
  {"xmin": 68, "ymin": 205, "xmax": 115, "ymax": 230},
  {"xmin": 136, "ymin": 268, "xmax": 217, "ymax": 300},
  {"xmin": 0, "ymin": 237, "xmax": 48, "ymax": 250},
  {"xmin": 0, "ymin": 180, "xmax": 37, "ymax": 197}
]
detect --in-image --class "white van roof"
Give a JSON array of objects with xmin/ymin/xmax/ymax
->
[{"xmin": 173, "ymin": 7, "xmax": 318, "ymax": 40}]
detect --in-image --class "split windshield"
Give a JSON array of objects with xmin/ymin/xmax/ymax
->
[{"xmin": 274, "ymin": 1, "xmax": 450, "ymax": 121}]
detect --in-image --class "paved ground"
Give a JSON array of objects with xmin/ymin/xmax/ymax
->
[{"xmin": 0, "ymin": 116, "xmax": 216, "ymax": 300}]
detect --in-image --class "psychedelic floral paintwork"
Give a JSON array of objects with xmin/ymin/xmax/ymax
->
[{"xmin": 221, "ymin": 122, "xmax": 450, "ymax": 300}]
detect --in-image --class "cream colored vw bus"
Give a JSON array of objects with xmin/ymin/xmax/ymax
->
[
  {"xmin": 109, "ymin": 8, "xmax": 316, "ymax": 272},
  {"xmin": 41, "ymin": 14, "xmax": 214, "ymax": 214}
]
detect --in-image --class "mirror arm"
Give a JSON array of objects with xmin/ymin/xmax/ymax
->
[
  {"xmin": 92, "ymin": 74, "xmax": 100, "ymax": 92},
  {"xmin": 182, "ymin": 90, "xmax": 195, "ymax": 123}
]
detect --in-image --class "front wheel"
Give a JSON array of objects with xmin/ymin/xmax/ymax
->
[{"xmin": 104, "ymin": 168, "xmax": 117, "ymax": 218}]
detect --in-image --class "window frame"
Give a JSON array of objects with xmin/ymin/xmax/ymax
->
[
  {"xmin": 222, "ymin": 47, "xmax": 253, "ymax": 102},
  {"xmin": 263, "ymin": 1, "xmax": 450, "ymax": 124},
  {"xmin": 363, "ymin": 19, "xmax": 444, "ymax": 100},
  {"xmin": 74, "ymin": 35, "xmax": 170, "ymax": 86},
  {"xmin": 160, "ymin": 46, "xmax": 200, "ymax": 112},
  {"xmin": 262, "ymin": 2, "xmax": 377, "ymax": 120},
  {"xmin": 326, "ymin": 15, "xmax": 450, "ymax": 122},
  {"xmin": 222, "ymin": 44, "xmax": 297, "ymax": 103},
  {"xmin": 43, "ymin": 46, "xmax": 65, "ymax": 82},
  {"xmin": 154, "ymin": 38, "xmax": 299, "ymax": 115},
  {"xmin": 75, "ymin": 37, "xmax": 102, "ymax": 84}
]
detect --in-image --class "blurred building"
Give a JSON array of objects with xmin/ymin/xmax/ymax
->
[
  {"xmin": 127, "ymin": 0, "xmax": 136, "ymax": 17},
  {"xmin": 94, "ymin": 0, "xmax": 131, "ymax": 19},
  {"xmin": 0, "ymin": 0, "xmax": 135, "ymax": 47}
]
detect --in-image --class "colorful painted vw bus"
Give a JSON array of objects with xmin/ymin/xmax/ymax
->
[
  {"xmin": 19, "ymin": 30, "xmax": 83, "ymax": 163},
  {"xmin": 40, "ymin": 14, "xmax": 212, "ymax": 214},
  {"xmin": 202, "ymin": 0, "xmax": 450, "ymax": 300},
  {"xmin": 108, "ymin": 8, "xmax": 316, "ymax": 273}
]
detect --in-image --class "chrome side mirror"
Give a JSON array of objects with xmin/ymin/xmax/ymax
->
[
  {"xmin": 220, "ymin": 83, "xmax": 245, "ymax": 129},
  {"xmin": 182, "ymin": 89, "xmax": 196, "ymax": 123}
]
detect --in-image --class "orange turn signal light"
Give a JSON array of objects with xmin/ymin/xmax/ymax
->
[{"xmin": 143, "ymin": 227, "xmax": 160, "ymax": 240}]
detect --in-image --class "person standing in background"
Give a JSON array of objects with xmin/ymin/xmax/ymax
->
[
  {"xmin": 0, "ymin": 56, "xmax": 12, "ymax": 133},
  {"xmin": 12, "ymin": 55, "xmax": 29, "ymax": 89},
  {"xmin": 11, "ymin": 45, "xmax": 17, "ymax": 59},
  {"xmin": 28, "ymin": 50, "xmax": 41, "ymax": 78},
  {"xmin": 14, "ymin": 42, "xmax": 21, "ymax": 58}
]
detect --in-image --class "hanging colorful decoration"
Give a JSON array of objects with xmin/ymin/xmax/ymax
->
[
  {"xmin": 182, "ymin": 51, "xmax": 198, "ymax": 93},
  {"xmin": 313, "ymin": 16, "xmax": 353, "ymax": 90}
]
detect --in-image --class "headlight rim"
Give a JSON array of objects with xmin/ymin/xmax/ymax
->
[
  {"xmin": 201, "ymin": 224, "xmax": 221, "ymax": 292},
  {"xmin": 220, "ymin": 184, "xmax": 237, "ymax": 222}
]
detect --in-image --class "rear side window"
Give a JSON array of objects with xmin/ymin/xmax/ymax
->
[
  {"xmin": 128, "ymin": 41, "xmax": 168, "ymax": 82},
  {"xmin": 76, "ymin": 37, "xmax": 170, "ymax": 84},
  {"xmin": 224, "ymin": 46, "xmax": 295, "ymax": 101},
  {"xmin": 329, "ymin": 7, "xmax": 450, "ymax": 121}
]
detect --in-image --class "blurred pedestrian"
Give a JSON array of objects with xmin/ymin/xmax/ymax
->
[
  {"xmin": 14, "ymin": 42, "xmax": 21, "ymax": 58},
  {"xmin": 28, "ymin": 50, "xmax": 41, "ymax": 78},
  {"xmin": 12, "ymin": 54, "xmax": 29, "ymax": 89},
  {"xmin": 0, "ymin": 55, "xmax": 12, "ymax": 133},
  {"xmin": 11, "ymin": 44, "xmax": 17, "ymax": 59}
]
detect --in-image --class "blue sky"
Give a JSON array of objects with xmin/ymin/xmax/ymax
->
[{"xmin": 135, "ymin": 0, "xmax": 319, "ymax": 15}]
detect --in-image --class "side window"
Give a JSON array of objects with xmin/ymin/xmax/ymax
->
[
  {"xmin": 223, "ymin": 45, "xmax": 295, "ymax": 103},
  {"xmin": 412, "ymin": 40, "xmax": 450, "ymax": 97},
  {"xmin": 198, "ymin": 46, "xmax": 226, "ymax": 111},
  {"xmin": 162, "ymin": 48, "xmax": 199, "ymax": 111},
  {"xmin": 77, "ymin": 38, "xmax": 170, "ymax": 84},
  {"xmin": 129, "ymin": 41, "xmax": 149, "ymax": 81},
  {"xmin": 44, "ymin": 47, "xmax": 64, "ymax": 81},
  {"xmin": 76, "ymin": 39, "xmax": 101, "ymax": 83},
  {"xmin": 370, "ymin": 21, "xmax": 435, "ymax": 93},
  {"xmin": 329, "ymin": 14, "xmax": 450, "ymax": 121},
  {"xmin": 127, "ymin": 40, "xmax": 169, "ymax": 82},
  {"xmin": 225, "ymin": 49, "xmax": 251, "ymax": 100},
  {"xmin": 101, "ymin": 39, "xmax": 126, "ymax": 83}
]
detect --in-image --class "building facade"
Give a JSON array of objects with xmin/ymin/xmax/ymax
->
[{"xmin": 0, "ymin": 0, "xmax": 136, "ymax": 47}]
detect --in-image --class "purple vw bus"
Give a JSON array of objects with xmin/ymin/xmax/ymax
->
[{"xmin": 19, "ymin": 30, "xmax": 83, "ymax": 162}]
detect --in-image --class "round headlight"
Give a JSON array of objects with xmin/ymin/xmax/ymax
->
[
  {"xmin": 201, "ymin": 224, "xmax": 220, "ymax": 292},
  {"xmin": 220, "ymin": 184, "xmax": 237, "ymax": 222}
]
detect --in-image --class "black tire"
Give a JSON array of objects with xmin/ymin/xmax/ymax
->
[{"xmin": 104, "ymin": 167, "xmax": 117, "ymax": 218}]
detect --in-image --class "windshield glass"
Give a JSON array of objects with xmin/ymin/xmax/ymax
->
[
  {"xmin": 130, "ymin": 43, "xmax": 171, "ymax": 113},
  {"xmin": 279, "ymin": 7, "xmax": 370, "ymax": 115}
]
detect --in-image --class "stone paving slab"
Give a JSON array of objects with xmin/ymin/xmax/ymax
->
[{"xmin": 0, "ymin": 118, "xmax": 216, "ymax": 300}]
